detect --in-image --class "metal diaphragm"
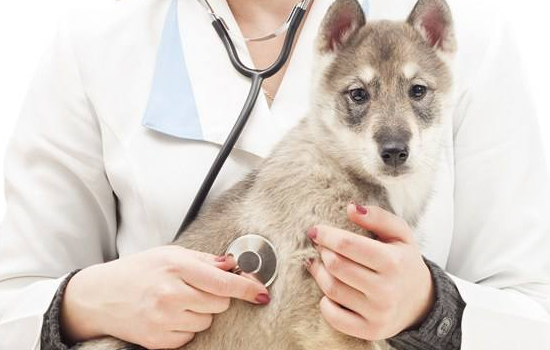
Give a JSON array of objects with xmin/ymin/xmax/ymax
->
[{"xmin": 225, "ymin": 234, "xmax": 278, "ymax": 287}]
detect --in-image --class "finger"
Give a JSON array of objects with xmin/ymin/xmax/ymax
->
[
  {"xmin": 139, "ymin": 331, "xmax": 195, "ymax": 350},
  {"xmin": 212, "ymin": 253, "xmax": 238, "ymax": 271},
  {"xmin": 185, "ymin": 248, "xmax": 220, "ymax": 263},
  {"xmin": 315, "ymin": 245, "xmax": 379, "ymax": 294},
  {"xmin": 347, "ymin": 204, "xmax": 413, "ymax": 244},
  {"xmin": 307, "ymin": 258, "xmax": 368, "ymax": 317},
  {"xmin": 179, "ymin": 260, "xmax": 270, "ymax": 305},
  {"xmin": 307, "ymin": 224, "xmax": 392, "ymax": 271},
  {"xmin": 171, "ymin": 310, "xmax": 213, "ymax": 333},
  {"xmin": 319, "ymin": 296, "xmax": 370, "ymax": 340},
  {"xmin": 181, "ymin": 283, "xmax": 231, "ymax": 314},
  {"xmin": 183, "ymin": 248, "xmax": 238, "ymax": 271}
]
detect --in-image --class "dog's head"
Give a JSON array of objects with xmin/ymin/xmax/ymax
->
[{"xmin": 310, "ymin": 0, "xmax": 456, "ymax": 182}]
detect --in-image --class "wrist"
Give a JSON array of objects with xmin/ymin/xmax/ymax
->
[
  {"xmin": 60, "ymin": 265, "xmax": 107, "ymax": 344},
  {"xmin": 410, "ymin": 259, "xmax": 436, "ymax": 328},
  {"xmin": 388, "ymin": 257, "xmax": 465, "ymax": 350}
]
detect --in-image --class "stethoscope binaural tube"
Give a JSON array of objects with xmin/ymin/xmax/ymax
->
[{"xmin": 174, "ymin": 2, "xmax": 309, "ymax": 241}]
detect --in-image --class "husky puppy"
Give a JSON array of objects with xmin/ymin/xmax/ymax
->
[{"xmin": 77, "ymin": 0, "xmax": 456, "ymax": 349}]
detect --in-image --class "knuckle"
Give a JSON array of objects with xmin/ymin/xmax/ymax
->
[
  {"xmin": 335, "ymin": 236, "xmax": 352, "ymax": 252},
  {"xmin": 385, "ymin": 253, "xmax": 402, "ymax": 272},
  {"xmin": 324, "ymin": 252, "xmax": 342, "ymax": 274},
  {"xmin": 324, "ymin": 281, "xmax": 340, "ymax": 300},
  {"xmin": 146, "ymin": 309, "xmax": 166, "ymax": 328},
  {"xmin": 153, "ymin": 283, "xmax": 177, "ymax": 306},
  {"xmin": 161, "ymin": 256, "xmax": 184, "ymax": 274},
  {"xmin": 244, "ymin": 282, "xmax": 261, "ymax": 299},
  {"xmin": 212, "ymin": 277, "xmax": 231, "ymax": 295}
]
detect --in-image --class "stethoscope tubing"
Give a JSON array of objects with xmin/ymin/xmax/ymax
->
[{"xmin": 174, "ymin": 6, "xmax": 306, "ymax": 240}]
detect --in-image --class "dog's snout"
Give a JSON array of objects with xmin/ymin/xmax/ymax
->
[{"xmin": 380, "ymin": 143, "xmax": 409, "ymax": 166}]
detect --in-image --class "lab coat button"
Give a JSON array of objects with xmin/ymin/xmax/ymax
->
[{"xmin": 436, "ymin": 317, "xmax": 453, "ymax": 337}]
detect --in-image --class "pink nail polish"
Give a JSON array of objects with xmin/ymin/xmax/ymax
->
[
  {"xmin": 256, "ymin": 293, "xmax": 271, "ymax": 305},
  {"xmin": 215, "ymin": 255, "xmax": 227, "ymax": 262},
  {"xmin": 355, "ymin": 204, "xmax": 368, "ymax": 215},
  {"xmin": 307, "ymin": 227, "xmax": 318, "ymax": 240}
]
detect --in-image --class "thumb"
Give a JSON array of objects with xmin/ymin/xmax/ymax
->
[{"xmin": 346, "ymin": 203, "xmax": 413, "ymax": 244}]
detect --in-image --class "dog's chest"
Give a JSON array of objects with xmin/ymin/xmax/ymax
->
[{"xmin": 383, "ymin": 172, "xmax": 433, "ymax": 224}]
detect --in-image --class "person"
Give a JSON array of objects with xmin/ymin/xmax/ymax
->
[{"xmin": 1, "ymin": 0, "xmax": 549, "ymax": 349}]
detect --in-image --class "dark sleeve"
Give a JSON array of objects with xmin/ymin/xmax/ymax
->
[
  {"xmin": 41, "ymin": 270, "xmax": 81, "ymax": 350},
  {"xmin": 387, "ymin": 258, "xmax": 466, "ymax": 350},
  {"xmin": 41, "ymin": 270, "xmax": 146, "ymax": 350}
]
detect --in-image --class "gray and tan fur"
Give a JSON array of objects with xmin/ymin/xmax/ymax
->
[{"xmin": 78, "ymin": 0, "xmax": 456, "ymax": 349}]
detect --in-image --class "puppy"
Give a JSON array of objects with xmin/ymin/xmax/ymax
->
[{"xmin": 76, "ymin": 0, "xmax": 456, "ymax": 349}]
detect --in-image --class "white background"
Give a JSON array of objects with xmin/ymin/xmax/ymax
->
[{"xmin": 0, "ymin": 0, "xmax": 549, "ymax": 215}]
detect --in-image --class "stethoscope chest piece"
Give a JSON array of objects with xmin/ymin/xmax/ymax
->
[{"xmin": 225, "ymin": 234, "xmax": 278, "ymax": 287}]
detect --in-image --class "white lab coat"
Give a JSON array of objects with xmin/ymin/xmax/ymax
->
[{"xmin": 1, "ymin": 0, "xmax": 549, "ymax": 349}]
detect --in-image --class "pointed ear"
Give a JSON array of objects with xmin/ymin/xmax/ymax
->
[
  {"xmin": 317, "ymin": 0, "xmax": 366, "ymax": 54},
  {"xmin": 407, "ymin": 0, "xmax": 456, "ymax": 53}
]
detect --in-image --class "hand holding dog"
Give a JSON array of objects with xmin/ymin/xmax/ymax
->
[
  {"xmin": 306, "ymin": 204, "xmax": 435, "ymax": 341},
  {"xmin": 60, "ymin": 246, "xmax": 270, "ymax": 349}
]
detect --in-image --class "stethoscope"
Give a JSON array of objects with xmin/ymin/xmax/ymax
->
[{"xmin": 172, "ymin": 0, "xmax": 311, "ymax": 287}]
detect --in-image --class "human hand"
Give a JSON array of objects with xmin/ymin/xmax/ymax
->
[
  {"xmin": 305, "ymin": 204, "xmax": 434, "ymax": 340},
  {"xmin": 60, "ymin": 245, "xmax": 270, "ymax": 349}
]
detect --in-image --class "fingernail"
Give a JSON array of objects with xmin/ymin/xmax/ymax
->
[
  {"xmin": 255, "ymin": 293, "xmax": 270, "ymax": 305},
  {"xmin": 305, "ymin": 258, "xmax": 314, "ymax": 270},
  {"xmin": 307, "ymin": 227, "xmax": 318, "ymax": 240},
  {"xmin": 215, "ymin": 255, "xmax": 227, "ymax": 262},
  {"xmin": 355, "ymin": 204, "xmax": 368, "ymax": 215}
]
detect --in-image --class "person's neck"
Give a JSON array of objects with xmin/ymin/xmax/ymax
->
[{"xmin": 226, "ymin": 0, "xmax": 301, "ymax": 33}]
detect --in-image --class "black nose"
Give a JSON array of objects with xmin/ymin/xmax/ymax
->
[{"xmin": 380, "ymin": 143, "xmax": 409, "ymax": 166}]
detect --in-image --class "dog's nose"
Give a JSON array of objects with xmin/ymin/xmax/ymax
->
[{"xmin": 380, "ymin": 143, "xmax": 409, "ymax": 166}]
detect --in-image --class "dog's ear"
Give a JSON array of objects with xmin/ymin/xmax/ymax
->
[
  {"xmin": 407, "ymin": 0, "xmax": 456, "ymax": 53},
  {"xmin": 317, "ymin": 0, "xmax": 366, "ymax": 53}
]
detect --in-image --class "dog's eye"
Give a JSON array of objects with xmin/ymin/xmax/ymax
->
[
  {"xmin": 349, "ymin": 88, "xmax": 369, "ymax": 104},
  {"xmin": 409, "ymin": 85, "xmax": 428, "ymax": 100}
]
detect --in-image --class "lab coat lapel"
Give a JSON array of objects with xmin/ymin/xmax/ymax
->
[
  {"xmin": 177, "ymin": 0, "xmax": 276, "ymax": 158},
  {"xmin": 142, "ymin": 0, "xmax": 276, "ymax": 158},
  {"xmin": 142, "ymin": 0, "xmax": 203, "ymax": 140}
]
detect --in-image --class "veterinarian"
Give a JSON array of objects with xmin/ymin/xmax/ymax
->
[{"xmin": 1, "ymin": 0, "xmax": 549, "ymax": 349}]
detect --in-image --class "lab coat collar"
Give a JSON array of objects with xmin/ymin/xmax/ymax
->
[
  {"xmin": 142, "ymin": 0, "xmax": 203, "ymax": 141},
  {"xmin": 142, "ymin": 0, "xmax": 371, "ymax": 158}
]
